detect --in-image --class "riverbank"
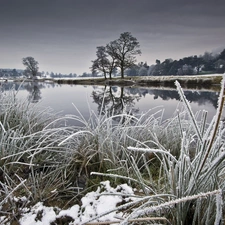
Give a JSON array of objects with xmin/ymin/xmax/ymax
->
[
  {"xmin": 55, "ymin": 74, "xmax": 223, "ymax": 87},
  {"xmin": 11, "ymin": 74, "xmax": 223, "ymax": 90}
]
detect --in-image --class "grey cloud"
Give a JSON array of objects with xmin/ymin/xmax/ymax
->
[{"xmin": 0, "ymin": 0, "xmax": 225, "ymax": 74}]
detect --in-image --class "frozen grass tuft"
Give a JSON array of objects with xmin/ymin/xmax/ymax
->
[{"xmin": 0, "ymin": 87, "xmax": 80, "ymax": 223}]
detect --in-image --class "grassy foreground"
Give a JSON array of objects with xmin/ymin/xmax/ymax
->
[{"xmin": 0, "ymin": 78, "xmax": 225, "ymax": 224}]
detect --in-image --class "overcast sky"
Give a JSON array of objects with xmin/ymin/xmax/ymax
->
[{"xmin": 1, "ymin": 0, "xmax": 225, "ymax": 75}]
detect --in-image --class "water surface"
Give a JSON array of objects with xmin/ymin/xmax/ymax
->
[{"xmin": 1, "ymin": 81, "xmax": 220, "ymax": 125}]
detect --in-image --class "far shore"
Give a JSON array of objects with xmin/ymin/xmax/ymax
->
[{"xmin": 3, "ymin": 74, "xmax": 224, "ymax": 91}]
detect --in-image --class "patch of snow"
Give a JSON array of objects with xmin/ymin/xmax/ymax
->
[
  {"xmin": 57, "ymin": 205, "xmax": 80, "ymax": 219},
  {"xmin": 20, "ymin": 202, "xmax": 57, "ymax": 225},
  {"xmin": 19, "ymin": 181, "xmax": 136, "ymax": 225}
]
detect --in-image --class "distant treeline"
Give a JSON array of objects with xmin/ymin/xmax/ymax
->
[
  {"xmin": 126, "ymin": 48, "xmax": 225, "ymax": 76},
  {"xmin": 0, "ymin": 69, "xmax": 24, "ymax": 77},
  {"xmin": 0, "ymin": 69, "xmax": 77, "ymax": 78},
  {"xmin": 1, "ymin": 48, "xmax": 225, "ymax": 78}
]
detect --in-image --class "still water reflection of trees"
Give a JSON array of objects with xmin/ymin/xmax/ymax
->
[
  {"xmin": 146, "ymin": 88, "xmax": 218, "ymax": 108},
  {"xmin": 92, "ymin": 85, "xmax": 218, "ymax": 116},
  {"xmin": 92, "ymin": 86, "xmax": 140, "ymax": 116},
  {"xmin": 1, "ymin": 82, "xmax": 219, "ymax": 118},
  {"xmin": 1, "ymin": 81, "xmax": 44, "ymax": 103},
  {"xmin": 23, "ymin": 82, "xmax": 42, "ymax": 103}
]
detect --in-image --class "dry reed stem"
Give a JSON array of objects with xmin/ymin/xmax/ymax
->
[{"xmin": 198, "ymin": 84, "xmax": 225, "ymax": 173}]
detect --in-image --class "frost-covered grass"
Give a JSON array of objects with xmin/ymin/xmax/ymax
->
[
  {"xmin": 0, "ymin": 86, "xmax": 78, "ymax": 223},
  {"xmin": 88, "ymin": 78, "xmax": 225, "ymax": 224},
  {"xmin": 0, "ymin": 79, "xmax": 225, "ymax": 224}
]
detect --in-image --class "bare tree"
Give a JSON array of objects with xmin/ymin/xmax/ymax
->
[
  {"xmin": 106, "ymin": 41, "xmax": 118, "ymax": 79},
  {"xmin": 22, "ymin": 56, "xmax": 39, "ymax": 79},
  {"xmin": 91, "ymin": 32, "xmax": 141, "ymax": 79},
  {"xmin": 108, "ymin": 32, "xmax": 141, "ymax": 79},
  {"xmin": 91, "ymin": 46, "xmax": 109, "ymax": 79},
  {"xmin": 91, "ymin": 46, "xmax": 117, "ymax": 79}
]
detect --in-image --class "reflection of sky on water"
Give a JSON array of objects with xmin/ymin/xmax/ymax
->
[
  {"xmin": 40, "ymin": 84, "xmax": 99, "ymax": 119},
  {"xmin": 2, "ymin": 82, "xmax": 219, "ymax": 123}
]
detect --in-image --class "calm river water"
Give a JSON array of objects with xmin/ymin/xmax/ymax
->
[{"xmin": 1, "ymin": 81, "xmax": 220, "ymax": 125}]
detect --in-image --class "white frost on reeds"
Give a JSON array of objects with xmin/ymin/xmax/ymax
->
[
  {"xmin": 175, "ymin": 80, "xmax": 203, "ymax": 143},
  {"xmin": 127, "ymin": 146, "xmax": 177, "ymax": 162},
  {"xmin": 123, "ymin": 189, "xmax": 222, "ymax": 221}
]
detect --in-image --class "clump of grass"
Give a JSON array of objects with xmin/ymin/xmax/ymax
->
[
  {"xmin": 58, "ymin": 103, "xmax": 189, "ymax": 189},
  {"xmin": 0, "ymin": 86, "xmax": 80, "ymax": 222},
  {"xmin": 86, "ymin": 77, "xmax": 225, "ymax": 224}
]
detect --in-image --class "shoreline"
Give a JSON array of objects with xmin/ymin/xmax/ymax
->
[{"xmin": 6, "ymin": 74, "xmax": 223, "ymax": 91}]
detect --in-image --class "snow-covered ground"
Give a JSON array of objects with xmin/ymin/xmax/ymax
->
[{"xmin": 1, "ymin": 181, "xmax": 137, "ymax": 225}]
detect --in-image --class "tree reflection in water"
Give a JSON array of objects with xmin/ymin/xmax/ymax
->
[
  {"xmin": 92, "ymin": 86, "xmax": 218, "ymax": 113},
  {"xmin": 0, "ymin": 81, "xmax": 219, "ymax": 123},
  {"xmin": 91, "ymin": 85, "xmax": 219, "ymax": 123},
  {"xmin": 92, "ymin": 86, "xmax": 140, "ymax": 120},
  {"xmin": 23, "ymin": 82, "xmax": 43, "ymax": 103}
]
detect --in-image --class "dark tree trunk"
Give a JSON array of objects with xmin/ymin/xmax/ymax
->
[
  {"xmin": 103, "ymin": 72, "xmax": 107, "ymax": 80},
  {"xmin": 121, "ymin": 65, "xmax": 124, "ymax": 79}
]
